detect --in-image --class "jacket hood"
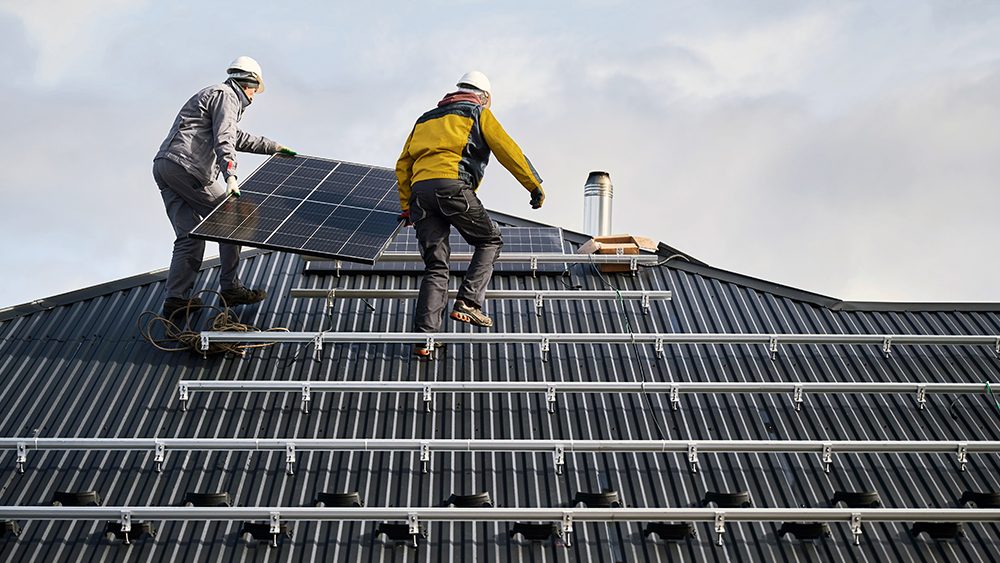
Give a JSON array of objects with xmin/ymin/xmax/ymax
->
[{"xmin": 437, "ymin": 90, "xmax": 482, "ymax": 107}]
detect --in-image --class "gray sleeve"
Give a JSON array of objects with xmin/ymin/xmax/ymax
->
[
  {"xmin": 234, "ymin": 130, "xmax": 279, "ymax": 155},
  {"xmin": 209, "ymin": 91, "xmax": 242, "ymax": 181}
]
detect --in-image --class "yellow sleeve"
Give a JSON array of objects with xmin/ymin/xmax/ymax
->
[
  {"xmin": 479, "ymin": 109, "xmax": 542, "ymax": 192},
  {"xmin": 395, "ymin": 129, "xmax": 415, "ymax": 211}
]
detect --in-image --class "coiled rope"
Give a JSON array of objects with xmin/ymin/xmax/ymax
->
[{"xmin": 138, "ymin": 290, "xmax": 288, "ymax": 355}]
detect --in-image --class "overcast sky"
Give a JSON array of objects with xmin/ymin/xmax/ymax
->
[{"xmin": 2, "ymin": 0, "xmax": 1000, "ymax": 309}]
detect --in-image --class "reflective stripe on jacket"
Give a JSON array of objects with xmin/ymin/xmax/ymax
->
[
  {"xmin": 154, "ymin": 78, "xmax": 277, "ymax": 186},
  {"xmin": 395, "ymin": 98, "xmax": 542, "ymax": 211}
]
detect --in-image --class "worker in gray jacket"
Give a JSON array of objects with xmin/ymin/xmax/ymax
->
[{"xmin": 153, "ymin": 56, "xmax": 295, "ymax": 319}]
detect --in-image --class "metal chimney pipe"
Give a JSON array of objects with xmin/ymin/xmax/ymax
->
[{"xmin": 583, "ymin": 171, "xmax": 613, "ymax": 237}]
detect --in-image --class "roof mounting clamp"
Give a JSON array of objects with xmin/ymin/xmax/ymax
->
[
  {"xmin": 916, "ymin": 385, "xmax": 927, "ymax": 410},
  {"xmin": 541, "ymin": 337, "xmax": 550, "ymax": 362},
  {"xmin": 630, "ymin": 256, "xmax": 638, "ymax": 275},
  {"xmin": 958, "ymin": 443, "xmax": 968, "ymax": 472},
  {"xmin": 154, "ymin": 442, "xmax": 165, "ymax": 473},
  {"xmin": 670, "ymin": 386, "xmax": 679, "ymax": 411},
  {"xmin": 769, "ymin": 336, "xmax": 779, "ymax": 361},
  {"xmin": 326, "ymin": 289, "xmax": 337, "ymax": 309},
  {"xmin": 714, "ymin": 512, "xmax": 726, "ymax": 546},
  {"xmin": 200, "ymin": 333, "xmax": 210, "ymax": 354},
  {"xmin": 301, "ymin": 385, "xmax": 311, "ymax": 414},
  {"xmin": 641, "ymin": 293, "xmax": 650, "ymax": 315},
  {"xmin": 270, "ymin": 512, "xmax": 282, "ymax": 548},
  {"xmin": 420, "ymin": 442, "xmax": 430, "ymax": 474},
  {"xmin": 655, "ymin": 337, "xmax": 664, "ymax": 359},
  {"xmin": 688, "ymin": 443, "xmax": 699, "ymax": 474},
  {"xmin": 179, "ymin": 383, "xmax": 189, "ymax": 412},
  {"xmin": 407, "ymin": 513, "xmax": 420, "ymax": 543},
  {"xmin": 120, "ymin": 511, "xmax": 132, "ymax": 545},
  {"xmin": 423, "ymin": 386, "xmax": 433, "ymax": 413},
  {"xmin": 882, "ymin": 337, "xmax": 892, "ymax": 359},
  {"xmin": 425, "ymin": 336, "xmax": 436, "ymax": 361},
  {"xmin": 16, "ymin": 442, "xmax": 26, "ymax": 474},
  {"xmin": 285, "ymin": 444, "xmax": 296, "ymax": 475},
  {"xmin": 546, "ymin": 386, "xmax": 557, "ymax": 414},
  {"xmin": 554, "ymin": 445, "xmax": 566, "ymax": 475},
  {"xmin": 561, "ymin": 512, "xmax": 574, "ymax": 547},
  {"xmin": 312, "ymin": 334, "xmax": 324, "ymax": 363},
  {"xmin": 794, "ymin": 386, "xmax": 804, "ymax": 412},
  {"xmin": 530, "ymin": 256, "xmax": 538, "ymax": 277},
  {"xmin": 850, "ymin": 512, "xmax": 863, "ymax": 546},
  {"xmin": 335, "ymin": 260, "xmax": 342, "ymax": 278},
  {"xmin": 995, "ymin": 337, "xmax": 1000, "ymax": 358},
  {"xmin": 534, "ymin": 293, "xmax": 543, "ymax": 317},
  {"xmin": 822, "ymin": 443, "xmax": 834, "ymax": 474}
]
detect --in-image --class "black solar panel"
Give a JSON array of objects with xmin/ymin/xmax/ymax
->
[
  {"xmin": 303, "ymin": 226, "xmax": 567, "ymax": 274},
  {"xmin": 190, "ymin": 155, "xmax": 403, "ymax": 265}
]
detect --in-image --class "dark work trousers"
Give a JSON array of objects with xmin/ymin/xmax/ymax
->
[
  {"xmin": 410, "ymin": 179, "xmax": 503, "ymax": 333},
  {"xmin": 153, "ymin": 159, "xmax": 243, "ymax": 300}
]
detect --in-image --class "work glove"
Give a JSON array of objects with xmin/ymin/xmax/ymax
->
[
  {"xmin": 276, "ymin": 144, "xmax": 297, "ymax": 156},
  {"xmin": 529, "ymin": 186, "xmax": 545, "ymax": 209},
  {"xmin": 226, "ymin": 176, "xmax": 240, "ymax": 197},
  {"xmin": 397, "ymin": 209, "xmax": 412, "ymax": 226}
]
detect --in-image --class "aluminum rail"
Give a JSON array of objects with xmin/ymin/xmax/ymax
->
[
  {"xmin": 303, "ymin": 253, "xmax": 661, "ymax": 264},
  {"xmin": 0, "ymin": 507, "xmax": 996, "ymax": 547},
  {"xmin": 4, "ymin": 438, "xmax": 994, "ymax": 475},
  {"xmin": 197, "ymin": 330, "xmax": 1000, "ymax": 362},
  {"xmin": 177, "ymin": 380, "xmax": 989, "ymax": 415}
]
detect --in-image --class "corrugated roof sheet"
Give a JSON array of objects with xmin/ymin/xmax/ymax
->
[{"xmin": 1, "ymin": 217, "xmax": 999, "ymax": 561}]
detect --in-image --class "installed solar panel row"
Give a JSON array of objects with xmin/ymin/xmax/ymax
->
[{"xmin": 191, "ymin": 155, "xmax": 403, "ymax": 265}]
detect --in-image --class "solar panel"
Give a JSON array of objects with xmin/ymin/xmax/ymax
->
[
  {"xmin": 190, "ymin": 155, "xmax": 403, "ymax": 265},
  {"xmin": 303, "ymin": 226, "xmax": 567, "ymax": 274}
]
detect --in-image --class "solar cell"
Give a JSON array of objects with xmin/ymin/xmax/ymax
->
[
  {"xmin": 303, "ymin": 226, "xmax": 567, "ymax": 274},
  {"xmin": 190, "ymin": 155, "xmax": 403, "ymax": 265}
]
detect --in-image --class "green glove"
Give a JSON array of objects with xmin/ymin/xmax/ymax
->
[{"xmin": 276, "ymin": 144, "xmax": 297, "ymax": 156}]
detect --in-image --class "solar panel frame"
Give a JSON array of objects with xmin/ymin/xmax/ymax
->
[{"xmin": 190, "ymin": 154, "xmax": 404, "ymax": 265}]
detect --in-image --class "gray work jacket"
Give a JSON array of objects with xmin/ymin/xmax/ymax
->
[{"xmin": 154, "ymin": 78, "xmax": 277, "ymax": 186}]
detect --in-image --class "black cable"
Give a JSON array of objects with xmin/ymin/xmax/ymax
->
[
  {"xmin": 589, "ymin": 260, "xmax": 669, "ymax": 440},
  {"xmin": 638, "ymin": 253, "xmax": 690, "ymax": 268}
]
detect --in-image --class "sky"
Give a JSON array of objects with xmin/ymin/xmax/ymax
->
[{"xmin": 2, "ymin": 0, "xmax": 1000, "ymax": 309}]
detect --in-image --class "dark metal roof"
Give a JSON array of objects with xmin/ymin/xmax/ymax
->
[{"xmin": 1, "ymin": 215, "xmax": 1000, "ymax": 561}]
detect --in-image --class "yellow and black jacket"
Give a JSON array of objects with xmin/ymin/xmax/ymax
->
[{"xmin": 396, "ymin": 92, "xmax": 542, "ymax": 211}]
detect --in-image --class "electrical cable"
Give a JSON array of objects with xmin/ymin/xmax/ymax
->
[
  {"xmin": 138, "ymin": 290, "xmax": 288, "ymax": 356},
  {"xmin": 987, "ymin": 381, "xmax": 1000, "ymax": 417},
  {"xmin": 639, "ymin": 253, "xmax": 690, "ymax": 268},
  {"xmin": 588, "ymin": 257, "xmax": 668, "ymax": 440}
]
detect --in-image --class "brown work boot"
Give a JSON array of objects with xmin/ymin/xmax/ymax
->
[
  {"xmin": 220, "ymin": 287, "xmax": 267, "ymax": 307},
  {"xmin": 162, "ymin": 296, "xmax": 204, "ymax": 319},
  {"xmin": 450, "ymin": 300, "xmax": 492, "ymax": 327}
]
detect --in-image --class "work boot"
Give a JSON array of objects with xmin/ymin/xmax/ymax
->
[
  {"xmin": 219, "ymin": 287, "xmax": 267, "ymax": 307},
  {"xmin": 162, "ymin": 296, "xmax": 204, "ymax": 319},
  {"xmin": 450, "ymin": 300, "xmax": 493, "ymax": 327},
  {"xmin": 413, "ymin": 342, "xmax": 445, "ymax": 359}
]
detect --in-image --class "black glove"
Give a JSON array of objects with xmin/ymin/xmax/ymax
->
[
  {"xmin": 397, "ymin": 209, "xmax": 412, "ymax": 226},
  {"xmin": 529, "ymin": 187, "xmax": 545, "ymax": 209}
]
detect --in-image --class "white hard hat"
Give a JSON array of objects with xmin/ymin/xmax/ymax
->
[
  {"xmin": 227, "ymin": 56, "xmax": 265, "ymax": 93},
  {"xmin": 457, "ymin": 71, "xmax": 491, "ymax": 96}
]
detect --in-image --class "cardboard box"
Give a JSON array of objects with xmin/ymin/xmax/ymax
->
[{"xmin": 577, "ymin": 234, "xmax": 658, "ymax": 272}]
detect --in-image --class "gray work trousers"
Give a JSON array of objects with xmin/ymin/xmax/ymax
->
[
  {"xmin": 411, "ymin": 179, "xmax": 503, "ymax": 333},
  {"xmin": 153, "ymin": 158, "xmax": 243, "ymax": 300}
]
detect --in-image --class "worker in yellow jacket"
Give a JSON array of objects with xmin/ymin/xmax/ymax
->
[{"xmin": 396, "ymin": 71, "xmax": 544, "ymax": 356}]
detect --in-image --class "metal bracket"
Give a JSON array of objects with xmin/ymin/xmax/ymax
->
[
  {"xmin": 154, "ymin": 442, "xmax": 165, "ymax": 473},
  {"xmin": 916, "ymin": 385, "xmax": 927, "ymax": 410},
  {"xmin": 769, "ymin": 336, "xmax": 779, "ymax": 361},
  {"xmin": 850, "ymin": 512, "xmax": 863, "ymax": 545},
  {"xmin": 425, "ymin": 336, "xmax": 436, "ymax": 361},
  {"xmin": 882, "ymin": 337, "xmax": 892, "ymax": 359},
  {"xmin": 420, "ymin": 442, "xmax": 430, "ymax": 474},
  {"xmin": 285, "ymin": 444, "xmax": 296, "ymax": 475},
  {"xmin": 655, "ymin": 337, "xmax": 664, "ymax": 359},
  {"xmin": 562, "ymin": 512, "xmax": 574, "ymax": 547},
  {"xmin": 688, "ymin": 443, "xmax": 699, "ymax": 473},
  {"xmin": 312, "ymin": 334, "xmax": 323, "ymax": 362},
  {"xmin": 629, "ymin": 256, "xmax": 638, "ymax": 275},
  {"xmin": 670, "ymin": 386, "xmax": 680, "ymax": 411},
  {"xmin": 301, "ymin": 385, "xmax": 311, "ymax": 414},
  {"xmin": 407, "ymin": 513, "xmax": 420, "ymax": 547},
  {"xmin": 714, "ymin": 512, "xmax": 726, "ymax": 546},
  {"xmin": 554, "ymin": 445, "xmax": 565, "ymax": 475},
  {"xmin": 423, "ymin": 385, "xmax": 433, "ymax": 413},
  {"xmin": 958, "ymin": 443, "xmax": 968, "ymax": 472},
  {"xmin": 16, "ymin": 442, "xmax": 26, "ymax": 474},
  {"xmin": 995, "ymin": 337, "xmax": 1000, "ymax": 359},
  {"xmin": 120, "ymin": 511, "xmax": 132, "ymax": 545},
  {"xmin": 546, "ymin": 386, "xmax": 557, "ymax": 414},
  {"xmin": 541, "ymin": 337, "xmax": 551, "ymax": 362},
  {"xmin": 822, "ymin": 443, "xmax": 833, "ymax": 474},
  {"xmin": 534, "ymin": 293, "xmax": 544, "ymax": 317},
  {"xmin": 334, "ymin": 260, "xmax": 342, "ymax": 278},
  {"xmin": 200, "ymin": 333, "xmax": 210, "ymax": 353},
  {"xmin": 794, "ymin": 386, "xmax": 804, "ymax": 412},
  {"xmin": 641, "ymin": 293, "xmax": 650, "ymax": 315},
  {"xmin": 270, "ymin": 511, "xmax": 281, "ymax": 547},
  {"xmin": 179, "ymin": 383, "xmax": 189, "ymax": 412},
  {"xmin": 326, "ymin": 289, "xmax": 337, "ymax": 309},
  {"xmin": 530, "ymin": 256, "xmax": 538, "ymax": 277}
]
